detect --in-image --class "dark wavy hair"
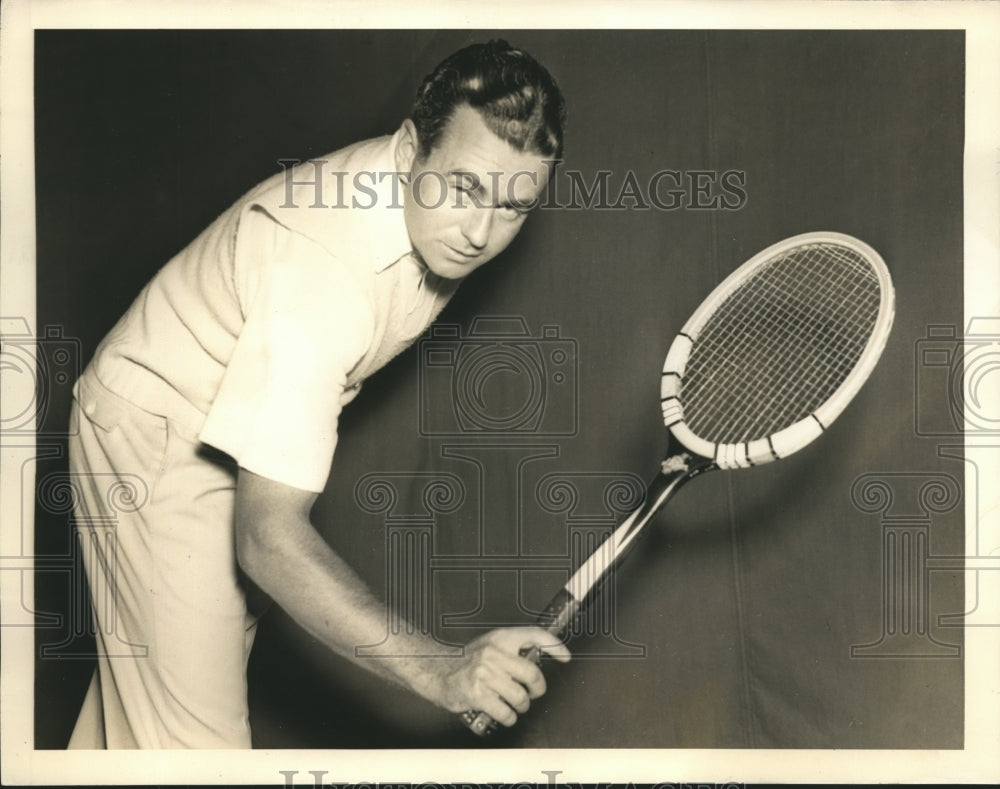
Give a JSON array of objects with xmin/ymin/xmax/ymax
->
[{"xmin": 411, "ymin": 39, "xmax": 566, "ymax": 162}]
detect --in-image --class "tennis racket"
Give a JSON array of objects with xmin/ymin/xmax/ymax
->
[{"xmin": 460, "ymin": 231, "xmax": 895, "ymax": 736}]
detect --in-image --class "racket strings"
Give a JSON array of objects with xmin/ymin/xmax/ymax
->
[
  {"xmin": 688, "ymin": 253, "xmax": 877, "ymax": 439},
  {"xmin": 687, "ymin": 246, "xmax": 879, "ymax": 439},
  {"xmin": 696, "ymin": 255, "xmax": 874, "ymax": 429},
  {"xmin": 684, "ymin": 251, "xmax": 862, "ymax": 403},
  {"xmin": 681, "ymin": 243, "xmax": 882, "ymax": 444}
]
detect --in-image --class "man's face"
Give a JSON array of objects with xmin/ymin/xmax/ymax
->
[{"xmin": 397, "ymin": 105, "xmax": 553, "ymax": 280}]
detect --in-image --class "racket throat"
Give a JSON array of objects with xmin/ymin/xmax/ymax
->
[
  {"xmin": 635, "ymin": 449, "xmax": 715, "ymax": 542},
  {"xmin": 658, "ymin": 428, "xmax": 717, "ymax": 488},
  {"xmin": 661, "ymin": 451, "xmax": 694, "ymax": 475},
  {"xmin": 563, "ymin": 449, "xmax": 714, "ymax": 608}
]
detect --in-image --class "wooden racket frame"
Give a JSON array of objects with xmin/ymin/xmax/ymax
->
[{"xmin": 661, "ymin": 231, "xmax": 895, "ymax": 468}]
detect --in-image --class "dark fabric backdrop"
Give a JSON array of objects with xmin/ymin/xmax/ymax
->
[{"xmin": 34, "ymin": 29, "xmax": 964, "ymax": 749}]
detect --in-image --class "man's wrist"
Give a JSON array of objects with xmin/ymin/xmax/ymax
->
[{"xmin": 361, "ymin": 632, "xmax": 456, "ymax": 709}]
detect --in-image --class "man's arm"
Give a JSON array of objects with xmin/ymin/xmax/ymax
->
[{"xmin": 234, "ymin": 468, "xmax": 570, "ymax": 727}]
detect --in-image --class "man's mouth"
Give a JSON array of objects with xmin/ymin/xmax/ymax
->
[{"xmin": 445, "ymin": 243, "xmax": 481, "ymax": 260}]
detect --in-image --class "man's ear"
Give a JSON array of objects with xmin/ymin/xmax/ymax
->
[{"xmin": 395, "ymin": 119, "xmax": 419, "ymax": 177}]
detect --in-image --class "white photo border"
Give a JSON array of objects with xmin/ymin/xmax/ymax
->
[{"xmin": 2, "ymin": 0, "xmax": 998, "ymax": 785}]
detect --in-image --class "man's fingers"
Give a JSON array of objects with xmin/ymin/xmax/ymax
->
[
  {"xmin": 525, "ymin": 627, "xmax": 572, "ymax": 664},
  {"xmin": 494, "ymin": 676, "xmax": 532, "ymax": 714},
  {"xmin": 503, "ymin": 653, "xmax": 547, "ymax": 699},
  {"xmin": 477, "ymin": 692, "xmax": 518, "ymax": 727},
  {"xmin": 471, "ymin": 667, "xmax": 527, "ymax": 725},
  {"xmin": 472, "ymin": 640, "xmax": 546, "ymax": 699},
  {"xmin": 485, "ymin": 626, "xmax": 571, "ymax": 663}
]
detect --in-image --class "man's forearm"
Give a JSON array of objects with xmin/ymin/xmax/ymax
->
[{"xmin": 235, "ymin": 510, "xmax": 449, "ymax": 703}]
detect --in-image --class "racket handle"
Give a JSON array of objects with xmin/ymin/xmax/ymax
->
[
  {"xmin": 461, "ymin": 708, "xmax": 500, "ymax": 736},
  {"xmin": 460, "ymin": 589, "xmax": 580, "ymax": 737}
]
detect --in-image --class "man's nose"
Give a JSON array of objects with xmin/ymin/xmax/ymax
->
[{"xmin": 461, "ymin": 206, "xmax": 493, "ymax": 249}]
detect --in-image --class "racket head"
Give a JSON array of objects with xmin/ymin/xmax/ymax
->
[{"xmin": 661, "ymin": 232, "xmax": 895, "ymax": 468}]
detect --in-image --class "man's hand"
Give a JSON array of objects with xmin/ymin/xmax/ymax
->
[{"xmin": 425, "ymin": 627, "xmax": 571, "ymax": 727}]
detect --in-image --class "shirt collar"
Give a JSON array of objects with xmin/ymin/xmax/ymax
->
[{"xmin": 365, "ymin": 127, "xmax": 417, "ymax": 273}]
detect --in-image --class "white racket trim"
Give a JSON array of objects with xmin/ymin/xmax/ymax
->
[
  {"xmin": 565, "ymin": 469, "xmax": 682, "ymax": 601},
  {"xmin": 660, "ymin": 231, "xmax": 895, "ymax": 469},
  {"xmin": 565, "ymin": 509, "xmax": 640, "ymax": 602}
]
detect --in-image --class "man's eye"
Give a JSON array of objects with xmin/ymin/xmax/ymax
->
[{"xmin": 499, "ymin": 205, "xmax": 527, "ymax": 220}]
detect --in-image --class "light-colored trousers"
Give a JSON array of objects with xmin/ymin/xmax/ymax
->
[{"xmin": 67, "ymin": 370, "xmax": 257, "ymax": 748}]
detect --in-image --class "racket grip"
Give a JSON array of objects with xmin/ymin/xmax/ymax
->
[{"xmin": 460, "ymin": 589, "xmax": 581, "ymax": 737}]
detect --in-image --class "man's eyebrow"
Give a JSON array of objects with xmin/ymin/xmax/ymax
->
[
  {"xmin": 499, "ymin": 196, "xmax": 536, "ymax": 211},
  {"xmin": 448, "ymin": 170, "xmax": 482, "ymax": 189},
  {"xmin": 446, "ymin": 170, "xmax": 535, "ymax": 210}
]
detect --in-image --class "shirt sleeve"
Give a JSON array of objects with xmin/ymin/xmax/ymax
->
[{"xmin": 199, "ymin": 211, "xmax": 375, "ymax": 493}]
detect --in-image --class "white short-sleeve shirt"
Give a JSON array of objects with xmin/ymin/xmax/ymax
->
[{"xmin": 91, "ymin": 132, "xmax": 459, "ymax": 493}]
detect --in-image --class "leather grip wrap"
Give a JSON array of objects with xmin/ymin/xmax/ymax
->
[{"xmin": 537, "ymin": 587, "xmax": 582, "ymax": 640}]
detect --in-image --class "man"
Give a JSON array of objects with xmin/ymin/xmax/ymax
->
[{"xmin": 67, "ymin": 40, "xmax": 570, "ymax": 749}]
